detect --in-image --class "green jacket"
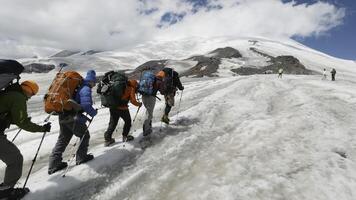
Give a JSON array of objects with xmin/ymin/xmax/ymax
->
[{"xmin": 0, "ymin": 85, "xmax": 44, "ymax": 133}]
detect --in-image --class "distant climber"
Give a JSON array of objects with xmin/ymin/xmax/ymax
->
[
  {"xmin": 322, "ymin": 68, "xmax": 327, "ymax": 80},
  {"xmin": 330, "ymin": 68, "xmax": 336, "ymax": 81},
  {"xmin": 278, "ymin": 68, "xmax": 283, "ymax": 78}
]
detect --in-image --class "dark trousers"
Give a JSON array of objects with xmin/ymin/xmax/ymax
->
[
  {"xmin": 0, "ymin": 135, "xmax": 23, "ymax": 188},
  {"xmin": 164, "ymin": 92, "xmax": 175, "ymax": 116},
  {"xmin": 331, "ymin": 74, "xmax": 335, "ymax": 81},
  {"xmin": 49, "ymin": 114, "xmax": 90, "ymax": 169},
  {"xmin": 104, "ymin": 109, "xmax": 131, "ymax": 141},
  {"xmin": 165, "ymin": 105, "xmax": 172, "ymax": 116}
]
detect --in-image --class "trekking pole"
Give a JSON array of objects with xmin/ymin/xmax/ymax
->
[
  {"xmin": 11, "ymin": 129, "xmax": 22, "ymax": 143},
  {"xmin": 159, "ymin": 108, "xmax": 163, "ymax": 132},
  {"xmin": 62, "ymin": 116, "xmax": 94, "ymax": 178},
  {"xmin": 22, "ymin": 112, "xmax": 54, "ymax": 188},
  {"xmin": 23, "ymin": 131, "xmax": 47, "ymax": 188},
  {"xmin": 123, "ymin": 106, "xmax": 142, "ymax": 147},
  {"xmin": 133, "ymin": 106, "xmax": 141, "ymax": 123},
  {"xmin": 12, "ymin": 113, "xmax": 53, "ymax": 143},
  {"xmin": 176, "ymin": 90, "xmax": 183, "ymax": 119}
]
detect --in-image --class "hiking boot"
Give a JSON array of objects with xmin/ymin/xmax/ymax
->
[
  {"xmin": 48, "ymin": 162, "xmax": 68, "ymax": 175},
  {"xmin": 104, "ymin": 138, "xmax": 115, "ymax": 147},
  {"xmin": 76, "ymin": 154, "xmax": 94, "ymax": 165},
  {"xmin": 161, "ymin": 115, "xmax": 170, "ymax": 124},
  {"xmin": 122, "ymin": 135, "xmax": 134, "ymax": 142},
  {"xmin": 0, "ymin": 183, "xmax": 9, "ymax": 190},
  {"xmin": 0, "ymin": 187, "xmax": 30, "ymax": 199},
  {"xmin": 0, "ymin": 186, "xmax": 11, "ymax": 199}
]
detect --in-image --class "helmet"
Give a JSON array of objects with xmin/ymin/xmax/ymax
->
[{"xmin": 21, "ymin": 80, "xmax": 39, "ymax": 95}]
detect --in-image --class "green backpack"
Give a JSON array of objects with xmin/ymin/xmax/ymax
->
[{"xmin": 97, "ymin": 71, "xmax": 128, "ymax": 108}]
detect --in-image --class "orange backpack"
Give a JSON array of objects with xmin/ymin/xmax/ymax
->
[{"xmin": 44, "ymin": 71, "xmax": 83, "ymax": 114}]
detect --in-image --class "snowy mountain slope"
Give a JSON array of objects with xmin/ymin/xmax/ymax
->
[
  {"xmin": 3, "ymin": 74, "xmax": 355, "ymax": 200},
  {"xmin": 1, "ymin": 37, "xmax": 356, "ymax": 200}
]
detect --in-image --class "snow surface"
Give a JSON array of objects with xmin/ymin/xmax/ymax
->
[{"xmin": 2, "ymin": 37, "xmax": 356, "ymax": 200}]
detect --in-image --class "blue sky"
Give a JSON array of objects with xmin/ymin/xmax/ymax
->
[{"xmin": 291, "ymin": 0, "xmax": 356, "ymax": 60}]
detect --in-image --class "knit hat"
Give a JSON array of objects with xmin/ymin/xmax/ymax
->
[
  {"xmin": 85, "ymin": 70, "xmax": 96, "ymax": 82},
  {"xmin": 21, "ymin": 80, "xmax": 39, "ymax": 95}
]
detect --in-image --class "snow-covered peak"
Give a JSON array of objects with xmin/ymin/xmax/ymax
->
[{"xmin": 18, "ymin": 36, "xmax": 356, "ymax": 77}]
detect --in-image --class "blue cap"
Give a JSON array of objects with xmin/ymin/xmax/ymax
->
[{"xmin": 85, "ymin": 70, "xmax": 96, "ymax": 82}]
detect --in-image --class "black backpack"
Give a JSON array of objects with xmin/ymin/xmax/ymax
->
[
  {"xmin": 159, "ymin": 68, "xmax": 175, "ymax": 95},
  {"xmin": 0, "ymin": 60, "xmax": 24, "ymax": 127},
  {"xmin": 0, "ymin": 59, "xmax": 24, "ymax": 92},
  {"xmin": 97, "ymin": 71, "xmax": 128, "ymax": 108}
]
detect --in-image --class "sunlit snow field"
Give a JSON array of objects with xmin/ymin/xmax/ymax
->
[{"xmin": 2, "ymin": 37, "xmax": 356, "ymax": 200}]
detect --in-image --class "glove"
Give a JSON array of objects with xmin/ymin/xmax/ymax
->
[
  {"xmin": 42, "ymin": 122, "xmax": 51, "ymax": 132},
  {"xmin": 92, "ymin": 108, "xmax": 98, "ymax": 117}
]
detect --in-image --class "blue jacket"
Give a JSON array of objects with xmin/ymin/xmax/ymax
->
[{"xmin": 75, "ymin": 80, "xmax": 97, "ymax": 123}]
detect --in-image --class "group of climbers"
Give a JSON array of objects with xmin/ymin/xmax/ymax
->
[
  {"xmin": 0, "ymin": 59, "xmax": 184, "ymax": 199},
  {"xmin": 322, "ymin": 68, "xmax": 337, "ymax": 81},
  {"xmin": 278, "ymin": 67, "xmax": 337, "ymax": 81},
  {"xmin": 101, "ymin": 67, "xmax": 184, "ymax": 146}
]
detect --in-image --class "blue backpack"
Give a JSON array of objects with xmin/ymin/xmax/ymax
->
[{"xmin": 138, "ymin": 71, "xmax": 156, "ymax": 95}]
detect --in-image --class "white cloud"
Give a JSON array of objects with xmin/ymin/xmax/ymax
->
[
  {"xmin": 158, "ymin": 0, "xmax": 345, "ymax": 39},
  {"xmin": 0, "ymin": 0, "xmax": 345, "ymax": 58}
]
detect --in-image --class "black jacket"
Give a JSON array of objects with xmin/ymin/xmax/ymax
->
[{"xmin": 162, "ymin": 68, "xmax": 184, "ymax": 91}]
